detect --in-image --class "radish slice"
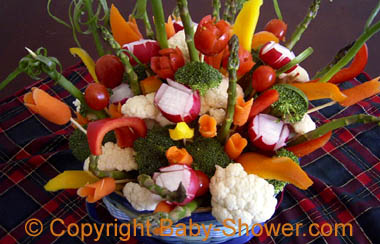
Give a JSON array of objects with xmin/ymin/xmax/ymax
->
[
  {"xmin": 122, "ymin": 39, "xmax": 160, "ymax": 65},
  {"xmin": 110, "ymin": 83, "xmax": 134, "ymax": 104},
  {"xmin": 248, "ymin": 113, "xmax": 289, "ymax": 151},
  {"xmin": 155, "ymin": 164, "xmax": 200, "ymax": 205},
  {"xmin": 260, "ymin": 41, "xmax": 298, "ymax": 73},
  {"xmin": 173, "ymin": 21, "xmax": 184, "ymax": 33},
  {"xmin": 154, "ymin": 81, "xmax": 200, "ymax": 123}
]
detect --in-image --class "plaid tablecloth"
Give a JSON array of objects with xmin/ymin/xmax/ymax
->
[{"xmin": 0, "ymin": 63, "xmax": 379, "ymax": 244}]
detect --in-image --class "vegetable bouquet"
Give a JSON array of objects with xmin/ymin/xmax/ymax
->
[{"xmin": 3, "ymin": 0, "xmax": 380, "ymax": 241}]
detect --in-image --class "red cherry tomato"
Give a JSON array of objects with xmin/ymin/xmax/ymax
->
[
  {"xmin": 194, "ymin": 15, "xmax": 231, "ymax": 56},
  {"xmin": 264, "ymin": 19, "xmax": 288, "ymax": 41},
  {"xmin": 251, "ymin": 65, "xmax": 277, "ymax": 92},
  {"xmin": 194, "ymin": 170, "xmax": 210, "ymax": 197},
  {"xmin": 222, "ymin": 46, "xmax": 255, "ymax": 77},
  {"xmin": 95, "ymin": 55, "xmax": 124, "ymax": 89},
  {"xmin": 84, "ymin": 83, "xmax": 110, "ymax": 110},
  {"xmin": 150, "ymin": 47, "xmax": 185, "ymax": 79}
]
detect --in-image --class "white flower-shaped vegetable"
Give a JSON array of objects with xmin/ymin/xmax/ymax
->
[
  {"xmin": 96, "ymin": 142, "xmax": 137, "ymax": 172},
  {"xmin": 168, "ymin": 30, "xmax": 190, "ymax": 62},
  {"xmin": 292, "ymin": 114, "xmax": 316, "ymax": 135},
  {"xmin": 121, "ymin": 93, "xmax": 159, "ymax": 119},
  {"xmin": 209, "ymin": 163, "xmax": 277, "ymax": 227},
  {"xmin": 204, "ymin": 77, "xmax": 244, "ymax": 109},
  {"xmin": 209, "ymin": 108, "xmax": 226, "ymax": 125},
  {"xmin": 123, "ymin": 182, "xmax": 162, "ymax": 211},
  {"xmin": 73, "ymin": 99, "xmax": 81, "ymax": 113}
]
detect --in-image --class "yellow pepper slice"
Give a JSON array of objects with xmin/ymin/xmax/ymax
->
[
  {"xmin": 169, "ymin": 122, "xmax": 194, "ymax": 141},
  {"xmin": 290, "ymin": 82, "xmax": 347, "ymax": 102},
  {"xmin": 233, "ymin": 0, "xmax": 263, "ymax": 51},
  {"xmin": 70, "ymin": 47, "xmax": 99, "ymax": 83},
  {"xmin": 44, "ymin": 170, "xmax": 99, "ymax": 192}
]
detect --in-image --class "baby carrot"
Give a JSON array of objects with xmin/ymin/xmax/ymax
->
[
  {"xmin": 77, "ymin": 177, "xmax": 116, "ymax": 203},
  {"xmin": 166, "ymin": 146, "xmax": 193, "ymax": 166},
  {"xmin": 106, "ymin": 102, "xmax": 123, "ymax": 118},
  {"xmin": 154, "ymin": 201, "xmax": 175, "ymax": 213},
  {"xmin": 225, "ymin": 133, "xmax": 248, "ymax": 160},
  {"xmin": 233, "ymin": 96, "xmax": 253, "ymax": 126},
  {"xmin": 198, "ymin": 114, "xmax": 217, "ymax": 138},
  {"xmin": 339, "ymin": 77, "xmax": 380, "ymax": 107}
]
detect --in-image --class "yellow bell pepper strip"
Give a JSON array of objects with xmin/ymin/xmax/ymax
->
[
  {"xmin": 69, "ymin": 47, "xmax": 99, "ymax": 83},
  {"xmin": 339, "ymin": 76, "xmax": 380, "ymax": 107},
  {"xmin": 290, "ymin": 82, "xmax": 347, "ymax": 102},
  {"xmin": 169, "ymin": 122, "xmax": 194, "ymax": 141},
  {"xmin": 236, "ymin": 152, "xmax": 313, "ymax": 190},
  {"xmin": 44, "ymin": 171, "xmax": 99, "ymax": 192},
  {"xmin": 233, "ymin": 0, "xmax": 263, "ymax": 51}
]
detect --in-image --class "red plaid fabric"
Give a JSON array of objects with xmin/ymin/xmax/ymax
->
[{"xmin": 0, "ymin": 64, "xmax": 379, "ymax": 243}]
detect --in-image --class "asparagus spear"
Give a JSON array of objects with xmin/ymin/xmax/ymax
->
[
  {"xmin": 132, "ymin": 0, "xmax": 155, "ymax": 39},
  {"xmin": 100, "ymin": 26, "xmax": 141, "ymax": 95},
  {"xmin": 177, "ymin": 0, "xmax": 200, "ymax": 62},
  {"xmin": 218, "ymin": 35, "xmax": 240, "ymax": 143},
  {"xmin": 273, "ymin": 0, "xmax": 283, "ymax": 21},
  {"xmin": 276, "ymin": 47, "xmax": 314, "ymax": 75},
  {"xmin": 137, "ymin": 174, "xmax": 187, "ymax": 203},
  {"xmin": 286, "ymin": 0, "xmax": 320, "ymax": 50},
  {"xmin": 151, "ymin": 0, "xmax": 169, "ymax": 49},
  {"xmin": 212, "ymin": 0, "xmax": 221, "ymax": 21},
  {"xmin": 287, "ymin": 114, "xmax": 380, "ymax": 146}
]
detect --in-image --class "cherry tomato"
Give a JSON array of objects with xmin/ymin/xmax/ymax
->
[
  {"xmin": 264, "ymin": 19, "xmax": 288, "ymax": 41},
  {"xmin": 150, "ymin": 47, "xmax": 185, "ymax": 79},
  {"xmin": 251, "ymin": 65, "xmax": 277, "ymax": 92},
  {"xmin": 194, "ymin": 15, "xmax": 231, "ymax": 56},
  {"xmin": 84, "ymin": 83, "xmax": 110, "ymax": 110},
  {"xmin": 95, "ymin": 55, "xmax": 124, "ymax": 89},
  {"xmin": 222, "ymin": 46, "xmax": 255, "ymax": 77},
  {"xmin": 194, "ymin": 170, "xmax": 210, "ymax": 197}
]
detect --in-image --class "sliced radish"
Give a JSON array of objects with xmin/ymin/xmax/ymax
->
[
  {"xmin": 248, "ymin": 113, "xmax": 289, "ymax": 151},
  {"xmin": 259, "ymin": 41, "xmax": 298, "ymax": 73},
  {"xmin": 155, "ymin": 164, "xmax": 200, "ymax": 205},
  {"xmin": 109, "ymin": 83, "xmax": 134, "ymax": 104},
  {"xmin": 122, "ymin": 39, "xmax": 160, "ymax": 65},
  {"xmin": 154, "ymin": 81, "xmax": 200, "ymax": 123},
  {"xmin": 173, "ymin": 21, "xmax": 184, "ymax": 33}
]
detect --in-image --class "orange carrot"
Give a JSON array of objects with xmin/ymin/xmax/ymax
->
[
  {"xmin": 165, "ymin": 16, "xmax": 176, "ymax": 39},
  {"xmin": 110, "ymin": 4, "xmax": 142, "ymax": 46},
  {"xmin": 233, "ymin": 96, "xmax": 253, "ymax": 126},
  {"xmin": 198, "ymin": 114, "xmax": 217, "ymax": 138},
  {"xmin": 77, "ymin": 177, "xmax": 116, "ymax": 203},
  {"xmin": 248, "ymin": 89, "xmax": 279, "ymax": 120},
  {"xmin": 140, "ymin": 76, "xmax": 163, "ymax": 94},
  {"xmin": 154, "ymin": 201, "xmax": 175, "ymax": 213},
  {"xmin": 287, "ymin": 131, "xmax": 332, "ymax": 157},
  {"xmin": 251, "ymin": 31, "xmax": 279, "ymax": 50},
  {"xmin": 225, "ymin": 133, "xmax": 248, "ymax": 160},
  {"xmin": 106, "ymin": 103, "xmax": 123, "ymax": 118},
  {"xmin": 339, "ymin": 77, "xmax": 380, "ymax": 107},
  {"xmin": 166, "ymin": 146, "xmax": 193, "ymax": 166},
  {"xmin": 73, "ymin": 112, "xmax": 88, "ymax": 128},
  {"xmin": 24, "ymin": 87, "xmax": 71, "ymax": 125}
]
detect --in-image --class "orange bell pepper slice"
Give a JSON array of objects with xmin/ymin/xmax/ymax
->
[
  {"xmin": 140, "ymin": 76, "xmax": 163, "ymax": 94},
  {"xmin": 165, "ymin": 146, "xmax": 193, "ymax": 166},
  {"xmin": 225, "ymin": 133, "xmax": 248, "ymax": 160},
  {"xmin": 77, "ymin": 177, "xmax": 116, "ymax": 203},
  {"xmin": 339, "ymin": 77, "xmax": 380, "ymax": 107},
  {"xmin": 251, "ymin": 31, "xmax": 279, "ymax": 50},
  {"xmin": 198, "ymin": 114, "xmax": 217, "ymax": 138},
  {"xmin": 237, "ymin": 152, "xmax": 313, "ymax": 190},
  {"xmin": 287, "ymin": 131, "xmax": 332, "ymax": 157},
  {"xmin": 24, "ymin": 87, "xmax": 71, "ymax": 125},
  {"xmin": 105, "ymin": 103, "xmax": 123, "ymax": 118},
  {"xmin": 290, "ymin": 82, "xmax": 347, "ymax": 102},
  {"xmin": 233, "ymin": 96, "xmax": 253, "ymax": 126}
]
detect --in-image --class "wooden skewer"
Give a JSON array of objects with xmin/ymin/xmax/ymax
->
[
  {"xmin": 70, "ymin": 117, "xmax": 87, "ymax": 134},
  {"xmin": 307, "ymin": 101, "xmax": 337, "ymax": 114}
]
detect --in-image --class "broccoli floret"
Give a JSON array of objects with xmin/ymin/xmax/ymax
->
[
  {"xmin": 186, "ymin": 137, "xmax": 232, "ymax": 177},
  {"xmin": 68, "ymin": 128, "xmax": 116, "ymax": 162},
  {"xmin": 174, "ymin": 61, "xmax": 222, "ymax": 95},
  {"xmin": 267, "ymin": 149, "xmax": 300, "ymax": 194},
  {"xmin": 271, "ymin": 84, "xmax": 308, "ymax": 123},
  {"xmin": 134, "ymin": 126, "xmax": 178, "ymax": 175}
]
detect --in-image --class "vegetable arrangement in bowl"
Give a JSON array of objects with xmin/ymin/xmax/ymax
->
[{"xmin": 3, "ymin": 0, "xmax": 380, "ymax": 242}]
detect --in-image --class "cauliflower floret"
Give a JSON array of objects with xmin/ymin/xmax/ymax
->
[
  {"xmin": 155, "ymin": 112, "xmax": 174, "ymax": 127},
  {"xmin": 168, "ymin": 26, "xmax": 197, "ymax": 63},
  {"xmin": 123, "ymin": 182, "xmax": 162, "ymax": 211},
  {"xmin": 209, "ymin": 108, "xmax": 226, "ymax": 125},
  {"xmin": 73, "ymin": 99, "xmax": 81, "ymax": 113},
  {"xmin": 200, "ymin": 96, "xmax": 211, "ymax": 115},
  {"xmin": 121, "ymin": 93, "xmax": 159, "ymax": 119},
  {"xmin": 292, "ymin": 114, "xmax": 316, "ymax": 135},
  {"xmin": 96, "ymin": 142, "xmax": 137, "ymax": 172},
  {"xmin": 203, "ymin": 76, "xmax": 244, "ymax": 110},
  {"xmin": 210, "ymin": 163, "xmax": 277, "ymax": 227}
]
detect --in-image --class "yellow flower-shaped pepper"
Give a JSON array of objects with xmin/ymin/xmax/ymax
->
[{"xmin": 169, "ymin": 122, "xmax": 194, "ymax": 141}]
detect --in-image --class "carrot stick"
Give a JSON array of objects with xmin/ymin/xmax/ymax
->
[
  {"xmin": 225, "ymin": 133, "xmax": 248, "ymax": 160},
  {"xmin": 24, "ymin": 87, "xmax": 71, "ymax": 125},
  {"xmin": 106, "ymin": 103, "xmax": 123, "ymax": 118},
  {"xmin": 248, "ymin": 89, "xmax": 279, "ymax": 120},
  {"xmin": 339, "ymin": 77, "xmax": 380, "ymax": 107},
  {"xmin": 165, "ymin": 146, "xmax": 193, "ymax": 166},
  {"xmin": 77, "ymin": 177, "xmax": 116, "ymax": 203},
  {"xmin": 154, "ymin": 201, "xmax": 175, "ymax": 213},
  {"xmin": 73, "ymin": 112, "xmax": 88, "ymax": 128},
  {"xmin": 233, "ymin": 96, "xmax": 253, "ymax": 126},
  {"xmin": 165, "ymin": 16, "xmax": 176, "ymax": 39},
  {"xmin": 286, "ymin": 131, "xmax": 332, "ymax": 157},
  {"xmin": 198, "ymin": 114, "xmax": 217, "ymax": 138}
]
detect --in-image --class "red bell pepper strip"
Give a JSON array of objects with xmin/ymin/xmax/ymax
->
[
  {"xmin": 248, "ymin": 89, "xmax": 279, "ymax": 120},
  {"xmin": 328, "ymin": 43, "xmax": 368, "ymax": 84},
  {"xmin": 286, "ymin": 131, "xmax": 332, "ymax": 157},
  {"xmin": 87, "ymin": 117, "xmax": 147, "ymax": 155}
]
